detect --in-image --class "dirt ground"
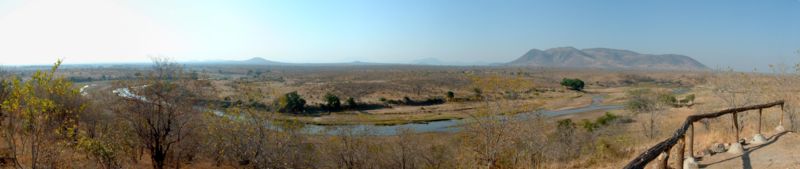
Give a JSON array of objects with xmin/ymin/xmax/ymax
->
[{"xmin": 702, "ymin": 131, "xmax": 800, "ymax": 169}]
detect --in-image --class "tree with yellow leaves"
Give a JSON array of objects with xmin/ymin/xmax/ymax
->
[{"xmin": 1, "ymin": 60, "xmax": 86, "ymax": 168}]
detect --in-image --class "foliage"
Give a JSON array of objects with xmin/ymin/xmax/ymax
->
[
  {"xmin": 472, "ymin": 88, "xmax": 482, "ymax": 99},
  {"xmin": 624, "ymin": 88, "xmax": 671, "ymax": 139},
  {"xmin": 345, "ymin": 97, "xmax": 357, "ymax": 109},
  {"xmin": 446, "ymin": 91, "xmax": 455, "ymax": 100},
  {"xmin": 384, "ymin": 97, "xmax": 445, "ymax": 106},
  {"xmin": 0, "ymin": 60, "xmax": 86, "ymax": 168},
  {"xmin": 77, "ymin": 136, "xmax": 120, "ymax": 169},
  {"xmin": 656, "ymin": 93, "xmax": 677, "ymax": 107},
  {"xmin": 560, "ymin": 78, "xmax": 585, "ymax": 91},
  {"xmin": 322, "ymin": 93, "xmax": 342, "ymax": 112},
  {"xmin": 625, "ymin": 89, "xmax": 656, "ymax": 113},
  {"xmin": 276, "ymin": 91, "xmax": 306, "ymax": 114},
  {"xmin": 580, "ymin": 112, "xmax": 620, "ymax": 132},
  {"xmin": 679, "ymin": 94, "xmax": 696, "ymax": 106},
  {"xmin": 557, "ymin": 119, "xmax": 576, "ymax": 130}
]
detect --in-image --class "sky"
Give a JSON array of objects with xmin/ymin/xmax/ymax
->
[{"xmin": 0, "ymin": 0, "xmax": 797, "ymax": 70}]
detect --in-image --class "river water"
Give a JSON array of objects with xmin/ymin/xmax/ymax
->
[
  {"xmin": 113, "ymin": 87, "xmax": 690, "ymax": 136},
  {"xmin": 270, "ymin": 95, "xmax": 623, "ymax": 136}
]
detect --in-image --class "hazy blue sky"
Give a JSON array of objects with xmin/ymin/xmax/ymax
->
[{"xmin": 0, "ymin": 0, "xmax": 797, "ymax": 70}]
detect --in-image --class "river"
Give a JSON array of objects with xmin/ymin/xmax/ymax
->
[{"xmin": 112, "ymin": 86, "xmax": 690, "ymax": 136}]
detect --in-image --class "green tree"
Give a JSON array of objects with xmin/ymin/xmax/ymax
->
[
  {"xmin": 446, "ymin": 91, "xmax": 455, "ymax": 100},
  {"xmin": 323, "ymin": 93, "xmax": 342, "ymax": 111},
  {"xmin": 277, "ymin": 91, "xmax": 306, "ymax": 113},
  {"xmin": 345, "ymin": 97, "xmax": 357, "ymax": 109},
  {"xmin": 1, "ymin": 60, "xmax": 86, "ymax": 168},
  {"xmin": 560, "ymin": 78, "xmax": 585, "ymax": 91}
]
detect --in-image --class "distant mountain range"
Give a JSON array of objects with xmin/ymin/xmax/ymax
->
[
  {"xmin": 186, "ymin": 47, "xmax": 708, "ymax": 70},
  {"xmin": 194, "ymin": 57, "xmax": 391, "ymax": 66},
  {"xmin": 410, "ymin": 57, "xmax": 492, "ymax": 66},
  {"xmin": 506, "ymin": 47, "xmax": 708, "ymax": 70}
]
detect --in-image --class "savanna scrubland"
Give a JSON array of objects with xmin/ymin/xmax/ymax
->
[{"xmin": 0, "ymin": 59, "xmax": 798, "ymax": 169}]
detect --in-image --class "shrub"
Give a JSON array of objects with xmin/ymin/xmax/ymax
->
[
  {"xmin": 657, "ymin": 93, "xmax": 677, "ymax": 107},
  {"xmin": 446, "ymin": 91, "xmax": 455, "ymax": 100},
  {"xmin": 345, "ymin": 97, "xmax": 357, "ymax": 109},
  {"xmin": 472, "ymin": 88, "xmax": 483, "ymax": 99},
  {"xmin": 403, "ymin": 96, "xmax": 413, "ymax": 104},
  {"xmin": 277, "ymin": 91, "xmax": 306, "ymax": 113},
  {"xmin": 323, "ymin": 93, "xmax": 342, "ymax": 111},
  {"xmin": 595, "ymin": 112, "xmax": 619, "ymax": 126},
  {"xmin": 557, "ymin": 119, "xmax": 576, "ymax": 130},
  {"xmin": 560, "ymin": 78, "xmax": 585, "ymax": 91},
  {"xmin": 581, "ymin": 119, "xmax": 599, "ymax": 132}
]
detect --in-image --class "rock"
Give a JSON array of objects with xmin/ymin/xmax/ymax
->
[
  {"xmin": 684, "ymin": 157, "xmax": 699, "ymax": 169},
  {"xmin": 710, "ymin": 143, "xmax": 726, "ymax": 153},
  {"xmin": 776, "ymin": 125, "xmax": 786, "ymax": 133},
  {"xmin": 728, "ymin": 142, "xmax": 744, "ymax": 154},
  {"xmin": 752, "ymin": 134, "xmax": 768, "ymax": 144},
  {"xmin": 698, "ymin": 149, "xmax": 714, "ymax": 157}
]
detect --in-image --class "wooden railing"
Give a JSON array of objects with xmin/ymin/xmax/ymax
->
[{"xmin": 623, "ymin": 100, "xmax": 785, "ymax": 169}]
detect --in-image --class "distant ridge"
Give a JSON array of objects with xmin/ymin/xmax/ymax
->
[
  {"xmin": 190, "ymin": 57, "xmax": 396, "ymax": 66},
  {"xmin": 507, "ymin": 47, "xmax": 708, "ymax": 70},
  {"xmin": 241, "ymin": 57, "xmax": 284, "ymax": 65}
]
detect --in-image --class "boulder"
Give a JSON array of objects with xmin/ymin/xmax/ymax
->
[
  {"xmin": 728, "ymin": 142, "xmax": 744, "ymax": 154},
  {"xmin": 710, "ymin": 143, "xmax": 726, "ymax": 153},
  {"xmin": 752, "ymin": 134, "xmax": 768, "ymax": 144},
  {"xmin": 776, "ymin": 125, "xmax": 786, "ymax": 133},
  {"xmin": 697, "ymin": 149, "xmax": 714, "ymax": 157},
  {"xmin": 683, "ymin": 157, "xmax": 699, "ymax": 169}
]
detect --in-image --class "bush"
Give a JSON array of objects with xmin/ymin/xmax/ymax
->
[
  {"xmin": 403, "ymin": 96, "xmax": 413, "ymax": 104},
  {"xmin": 446, "ymin": 91, "xmax": 455, "ymax": 100},
  {"xmin": 580, "ymin": 112, "xmax": 620, "ymax": 132},
  {"xmin": 557, "ymin": 119, "xmax": 576, "ymax": 130},
  {"xmin": 472, "ymin": 88, "xmax": 483, "ymax": 99},
  {"xmin": 657, "ymin": 93, "xmax": 677, "ymax": 106},
  {"xmin": 560, "ymin": 78, "xmax": 585, "ymax": 91},
  {"xmin": 595, "ymin": 112, "xmax": 619, "ymax": 126},
  {"xmin": 345, "ymin": 97, "xmax": 357, "ymax": 109},
  {"xmin": 323, "ymin": 93, "xmax": 341, "ymax": 111},
  {"xmin": 277, "ymin": 91, "xmax": 306, "ymax": 113},
  {"xmin": 679, "ymin": 94, "xmax": 696, "ymax": 106}
]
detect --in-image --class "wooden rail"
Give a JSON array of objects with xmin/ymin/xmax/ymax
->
[{"xmin": 623, "ymin": 100, "xmax": 785, "ymax": 169}]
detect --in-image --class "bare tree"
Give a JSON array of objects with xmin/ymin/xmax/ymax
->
[{"xmin": 118, "ymin": 57, "xmax": 203, "ymax": 169}]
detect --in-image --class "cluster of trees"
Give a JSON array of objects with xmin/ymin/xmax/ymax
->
[
  {"xmin": 560, "ymin": 78, "xmax": 585, "ymax": 91},
  {"xmin": 321, "ymin": 93, "xmax": 359, "ymax": 112},
  {"xmin": 380, "ymin": 96, "xmax": 445, "ymax": 106},
  {"xmin": 276, "ymin": 91, "xmax": 306, "ymax": 113},
  {"xmin": 273, "ymin": 92, "xmax": 364, "ymax": 114}
]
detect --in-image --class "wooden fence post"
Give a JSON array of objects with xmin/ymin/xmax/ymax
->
[
  {"xmin": 758, "ymin": 108, "xmax": 762, "ymax": 134},
  {"xmin": 732, "ymin": 112, "xmax": 740, "ymax": 143},
  {"xmin": 781, "ymin": 104, "xmax": 785, "ymax": 126},
  {"xmin": 688, "ymin": 123, "xmax": 694, "ymax": 159},
  {"xmin": 656, "ymin": 151, "xmax": 669, "ymax": 169},
  {"xmin": 676, "ymin": 137, "xmax": 685, "ymax": 169}
]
